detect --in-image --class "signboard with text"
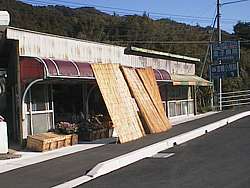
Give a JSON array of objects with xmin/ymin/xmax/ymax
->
[
  {"xmin": 211, "ymin": 41, "xmax": 240, "ymax": 63},
  {"xmin": 210, "ymin": 62, "xmax": 239, "ymax": 79}
]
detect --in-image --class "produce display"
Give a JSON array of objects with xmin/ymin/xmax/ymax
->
[
  {"xmin": 55, "ymin": 114, "xmax": 113, "ymax": 141},
  {"xmin": 56, "ymin": 122, "xmax": 79, "ymax": 134}
]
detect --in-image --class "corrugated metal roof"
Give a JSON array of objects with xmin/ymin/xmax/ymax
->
[{"xmin": 6, "ymin": 27, "xmax": 196, "ymax": 75}]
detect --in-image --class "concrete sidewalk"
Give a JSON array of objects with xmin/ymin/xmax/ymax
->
[
  {"xmin": 0, "ymin": 107, "xmax": 249, "ymax": 188},
  {"xmin": 0, "ymin": 111, "xmax": 217, "ymax": 171}
]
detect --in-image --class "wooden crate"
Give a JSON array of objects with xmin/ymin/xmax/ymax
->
[
  {"xmin": 64, "ymin": 134, "xmax": 73, "ymax": 147},
  {"xmin": 71, "ymin": 134, "xmax": 78, "ymax": 145},
  {"xmin": 26, "ymin": 133, "xmax": 78, "ymax": 152},
  {"xmin": 64, "ymin": 134, "xmax": 78, "ymax": 146},
  {"xmin": 79, "ymin": 129, "xmax": 109, "ymax": 141}
]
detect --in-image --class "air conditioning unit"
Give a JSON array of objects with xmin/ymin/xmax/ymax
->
[{"xmin": 0, "ymin": 11, "xmax": 10, "ymax": 32}]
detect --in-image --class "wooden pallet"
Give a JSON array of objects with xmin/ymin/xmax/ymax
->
[
  {"xmin": 91, "ymin": 63, "xmax": 145, "ymax": 143},
  {"xmin": 26, "ymin": 133, "xmax": 78, "ymax": 152}
]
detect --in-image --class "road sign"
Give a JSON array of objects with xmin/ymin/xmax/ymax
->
[
  {"xmin": 210, "ymin": 62, "xmax": 239, "ymax": 79},
  {"xmin": 211, "ymin": 41, "xmax": 240, "ymax": 63}
]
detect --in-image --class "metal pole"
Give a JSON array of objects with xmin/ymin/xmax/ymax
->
[{"xmin": 217, "ymin": 0, "xmax": 222, "ymax": 111}]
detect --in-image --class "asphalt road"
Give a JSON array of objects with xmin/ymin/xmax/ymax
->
[
  {"xmin": 0, "ymin": 107, "xmax": 250, "ymax": 188},
  {"xmin": 80, "ymin": 116, "xmax": 250, "ymax": 188}
]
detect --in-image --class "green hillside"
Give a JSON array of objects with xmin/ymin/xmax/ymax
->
[{"xmin": 1, "ymin": 0, "xmax": 250, "ymax": 92}]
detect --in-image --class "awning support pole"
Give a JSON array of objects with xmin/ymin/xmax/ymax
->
[
  {"xmin": 194, "ymin": 85, "xmax": 197, "ymax": 115},
  {"xmin": 21, "ymin": 79, "xmax": 44, "ymax": 120},
  {"xmin": 21, "ymin": 79, "xmax": 43, "ymax": 139}
]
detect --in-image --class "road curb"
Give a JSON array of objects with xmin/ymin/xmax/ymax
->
[{"xmin": 53, "ymin": 111, "xmax": 250, "ymax": 188}]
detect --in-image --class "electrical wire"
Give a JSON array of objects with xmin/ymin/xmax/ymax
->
[
  {"xmin": 200, "ymin": 9, "xmax": 218, "ymax": 78},
  {"xmin": 19, "ymin": 0, "xmax": 250, "ymax": 23},
  {"xmin": 14, "ymin": 0, "xmax": 250, "ymax": 46},
  {"xmin": 222, "ymin": 0, "xmax": 250, "ymax": 6},
  {"xmin": 101, "ymin": 41, "xmax": 211, "ymax": 44}
]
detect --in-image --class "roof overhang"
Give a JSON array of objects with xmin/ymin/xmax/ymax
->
[
  {"xmin": 170, "ymin": 74, "xmax": 212, "ymax": 86},
  {"xmin": 125, "ymin": 46, "xmax": 200, "ymax": 63}
]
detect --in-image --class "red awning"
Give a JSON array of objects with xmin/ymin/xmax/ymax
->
[
  {"xmin": 153, "ymin": 69, "xmax": 171, "ymax": 81},
  {"xmin": 20, "ymin": 57, "xmax": 95, "ymax": 86},
  {"xmin": 20, "ymin": 57, "xmax": 171, "ymax": 87}
]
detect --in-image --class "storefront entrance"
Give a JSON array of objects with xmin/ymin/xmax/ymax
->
[
  {"xmin": 23, "ymin": 83, "xmax": 54, "ymax": 137},
  {"xmin": 53, "ymin": 83, "xmax": 84, "ymax": 124}
]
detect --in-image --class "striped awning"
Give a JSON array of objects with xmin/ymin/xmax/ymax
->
[
  {"xmin": 170, "ymin": 74, "xmax": 212, "ymax": 86},
  {"xmin": 20, "ymin": 57, "xmax": 172, "ymax": 85},
  {"xmin": 20, "ymin": 57, "xmax": 95, "ymax": 86},
  {"xmin": 153, "ymin": 69, "xmax": 171, "ymax": 81}
]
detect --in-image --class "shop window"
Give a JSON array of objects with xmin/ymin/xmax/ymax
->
[
  {"xmin": 31, "ymin": 85, "xmax": 49, "ymax": 111},
  {"xmin": 167, "ymin": 85, "xmax": 194, "ymax": 118},
  {"xmin": 167, "ymin": 85, "xmax": 189, "ymax": 100}
]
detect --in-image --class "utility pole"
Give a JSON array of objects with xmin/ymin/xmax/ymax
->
[
  {"xmin": 217, "ymin": 0, "xmax": 222, "ymax": 111},
  {"xmin": 215, "ymin": 0, "xmax": 248, "ymax": 111}
]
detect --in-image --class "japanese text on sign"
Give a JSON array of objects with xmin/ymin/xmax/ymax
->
[
  {"xmin": 211, "ymin": 41, "xmax": 240, "ymax": 63},
  {"xmin": 210, "ymin": 62, "xmax": 239, "ymax": 79}
]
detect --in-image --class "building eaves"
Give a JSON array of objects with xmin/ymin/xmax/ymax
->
[{"xmin": 125, "ymin": 46, "xmax": 200, "ymax": 63}]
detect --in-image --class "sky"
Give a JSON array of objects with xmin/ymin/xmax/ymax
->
[{"xmin": 21, "ymin": 0, "xmax": 250, "ymax": 33}]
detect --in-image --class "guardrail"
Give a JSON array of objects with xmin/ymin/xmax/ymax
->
[{"xmin": 216, "ymin": 89, "xmax": 250, "ymax": 109}]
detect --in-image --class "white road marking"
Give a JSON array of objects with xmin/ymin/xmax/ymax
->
[
  {"xmin": 52, "ymin": 111, "xmax": 250, "ymax": 188},
  {"xmin": 151, "ymin": 152, "xmax": 175, "ymax": 158}
]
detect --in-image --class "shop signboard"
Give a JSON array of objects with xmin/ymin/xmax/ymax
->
[
  {"xmin": 211, "ymin": 41, "xmax": 240, "ymax": 63},
  {"xmin": 210, "ymin": 62, "xmax": 239, "ymax": 79}
]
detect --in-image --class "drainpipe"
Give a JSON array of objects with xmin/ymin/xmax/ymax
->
[{"xmin": 194, "ymin": 85, "xmax": 197, "ymax": 115}]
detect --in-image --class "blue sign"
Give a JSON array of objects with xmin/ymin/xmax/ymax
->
[
  {"xmin": 210, "ymin": 62, "xmax": 239, "ymax": 79},
  {"xmin": 211, "ymin": 41, "xmax": 240, "ymax": 63}
]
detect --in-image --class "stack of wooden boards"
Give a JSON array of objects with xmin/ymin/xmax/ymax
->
[
  {"xmin": 26, "ymin": 133, "xmax": 78, "ymax": 152},
  {"xmin": 91, "ymin": 64, "xmax": 145, "ymax": 143},
  {"xmin": 92, "ymin": 64, "xmax": 171, "ymax": 143}
]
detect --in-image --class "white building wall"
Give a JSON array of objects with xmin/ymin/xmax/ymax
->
[{"xmin": 6, "ymin": 27, "xmax": 196, "ymax": 75}]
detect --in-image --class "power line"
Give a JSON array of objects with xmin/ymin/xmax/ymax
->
[
  {"xmin": 200, "ymin": 8, "xmax": 218, "ymax": 77},
  {"xmin": 200, "ymin": 14, "xmax": 217, "ymax": 77},
  {"xmin": 20, "ymin": 0, "xmax": 250, "ymax": 23},
  {"xmin": 101, "ymin": 41, "xmax": 212, "ymax": 44},
  {"xmin": 21, "ymin": 0, "xmax": 243, "ymax": 27},
  {"xmin": 222, "ymin": 0, "xmax": 250, "ymax": 6},
  {"xmin": 100, "ymin": 40, "xmax": 250, "ymax": 45}
]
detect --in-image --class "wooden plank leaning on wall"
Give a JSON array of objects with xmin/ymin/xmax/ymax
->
[
  {"xmin": 91, "ymin": 63, "xmax": 145, "ymax": 143},
  {"xmin": 121, "ymin": 66, "xmax": 171, "ymax": 134},
  {"xmin": 136, "ymin": 67, "xmax": 172, "ymax": 130}
]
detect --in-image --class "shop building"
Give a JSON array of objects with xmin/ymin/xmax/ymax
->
[{"xmin": 0, "ymin": 27, "xmax": 212, "ymax": 143}]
